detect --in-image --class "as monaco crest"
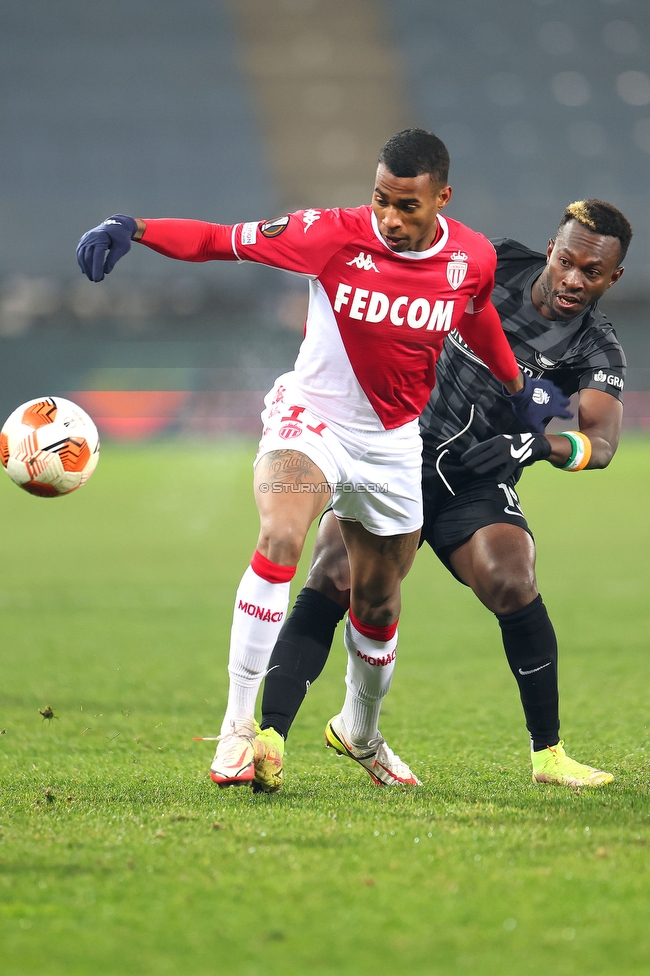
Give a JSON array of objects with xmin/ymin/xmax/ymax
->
[{"xmin": 446, "ymin": 251, "xmax": 468, "ymax": 290}]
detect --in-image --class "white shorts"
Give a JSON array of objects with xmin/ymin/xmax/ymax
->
[{"xmin": 255, "ymin": 375, "xmax": 423, "ymax": 536}]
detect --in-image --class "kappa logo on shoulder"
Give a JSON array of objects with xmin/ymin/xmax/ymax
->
[
  {"xmin": 346, "ymin": 251, "xmax": 380, "ymax": 272},
  {"xmin": 446, "ymin": 251, "xmax": 468, "ymax": 290},
  {"xmin": 303, "ymin": 209, "xmax": 321, "ymax": 233}
]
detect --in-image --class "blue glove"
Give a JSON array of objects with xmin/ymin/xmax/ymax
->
[
  {"xmin": 461, "ymin": 432, "xmax": 551, "ymax": 480},
  {"xmin": 76, "ymin": 214, "xmax": 138, "ymax": 282},
  {"xmin": 504, "ymin": 374, "xmax": 572, "ymax": 433}
]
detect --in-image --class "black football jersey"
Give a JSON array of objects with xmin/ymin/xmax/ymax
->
[{"xmin": 420, "ymin": 238, "xmax": 626, "ymax": 464}]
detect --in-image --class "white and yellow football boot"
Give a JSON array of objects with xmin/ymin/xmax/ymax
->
[
  {"xmin": 325, "ymin": 713, "xmax": 422, "ymax": 786},
  {"xmin": 210, "ymin": 719, "xmax": 257, "ymax": 787}
]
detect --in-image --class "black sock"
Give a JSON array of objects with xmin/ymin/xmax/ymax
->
[
  {"xmin": 260, "ymin": 587, "xmax": 345, "ymax": 739},
  {"xmin": 496, "ymin": 594, "xmax": 560, "ymax": 752}
]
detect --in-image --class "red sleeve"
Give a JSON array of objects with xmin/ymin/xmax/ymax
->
[
  {"xmin": 139, "ymin": 208, "xmax": 359, "ymax": 276},
  {"xmin": 232, "ymin": 210, "xmax": 355, "ymax": 276},
  {"xmin": 139, "ymin": 219, "xmax": 238, "ymax": 262},
  {"xmin": 456, "ymin": 301, "xmax": 519, "ymax": 383}
]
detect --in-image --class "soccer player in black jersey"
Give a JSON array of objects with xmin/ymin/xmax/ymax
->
[{"xmin": 251, "ymin": 199, "xmax": 632, "ymax": 792}]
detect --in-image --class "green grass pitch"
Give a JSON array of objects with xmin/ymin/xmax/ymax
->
[{"xmin": 0, "ymin": 436, "xmax": 649, "ymax": 976}]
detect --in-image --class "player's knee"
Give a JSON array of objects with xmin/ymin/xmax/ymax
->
[
  {"xmin": 303, "ymin": 510, "xmax": 350, "ymax": 603},
  {"xmin": 307, "ymin": 545, "xmax": 350, "ymax": 593},
  {"xmin": 351, "ymin": 602, "xmax": 398, "ymax": 628},
  {"xmin": 486, "ymin": 568, "xmax": 537, "ymax": 615},
  {"xmin": 350, "ymin": 584, "xmax": 400, "ymax": 627},
  {"xmin": 257, "ymin": 523, "xmax": 306, "ymax": 566}
]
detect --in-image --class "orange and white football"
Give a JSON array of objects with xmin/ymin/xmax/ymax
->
[{"xmin": 0, "ymin": 397, "xmax": 100, "ymax": 497}]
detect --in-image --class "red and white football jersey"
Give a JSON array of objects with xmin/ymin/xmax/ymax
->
[{"xmin": 141, "ymin": 206, "xmax": 517, "ymax": 430}]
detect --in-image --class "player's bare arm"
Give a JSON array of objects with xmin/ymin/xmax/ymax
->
[
  {"xmin": 545, "ymin": 388, "xmax": 622, "ymax": 469},
  {"xmin": 503, "ymin": 373, "xmax": 524, "ymax": 394}
]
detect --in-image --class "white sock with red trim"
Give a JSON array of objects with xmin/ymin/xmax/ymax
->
[
  {"xmin": 340, "ymin": 611, "xmax": 398, "ymax": 747},
  {"xmin": 220, "ymin": 550, "xmax": 296, "ymax": 736}
]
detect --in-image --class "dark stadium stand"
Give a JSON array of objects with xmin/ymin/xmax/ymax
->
[
  {"xmin": 385, "ymin": 0, "xmax": 650, "ymax": 296},
  {"xmin": 0, "ymin": 0, "xmax": 648, "ymax": 435},
  {"xmin": 0, "ymin": 0, "xmax": 291, "ymax": 430},
  {"xmin": 0, "ymin": 0, "xmax": 274, "ymax": 279}
]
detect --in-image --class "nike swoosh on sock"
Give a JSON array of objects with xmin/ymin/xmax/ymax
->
[{"xmin": 518, "ymin": 662, "xmax": 552, "ymax": 675}]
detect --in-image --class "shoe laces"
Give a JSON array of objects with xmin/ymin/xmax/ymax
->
[
  {"xmin": 539, "ymin": 740, "xmax": 565, "ymax": 763},
  {"xmin": 367, "ymin": 733, "xmax": 385, "ymax": 753},
  {"xmin": 217, "ymin": 720, "xmax": 255, "ymax": 743},
  {"xmin": 371, "ymin": 735, "xmax": 409, "ymax": 772},
  {"xmin": 543, "ymin": 741, "xmax": 592, "ymax": 774}
]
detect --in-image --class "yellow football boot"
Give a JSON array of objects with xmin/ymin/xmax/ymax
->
[{"xmin": 532, "ymin": 741, "xmax": 613, "ymax": 787}]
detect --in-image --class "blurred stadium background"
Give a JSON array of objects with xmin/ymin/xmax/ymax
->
[{"xmin": 1, "ymin": 0, "xmax": 649, "ymax": 439}]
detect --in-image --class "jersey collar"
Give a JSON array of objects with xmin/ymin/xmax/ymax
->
[{"xmin": 370, "ymin": 212, "xmax": 449, "ymax": 259}]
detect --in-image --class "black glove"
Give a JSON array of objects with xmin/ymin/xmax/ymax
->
[
  {"xmin": 504, "ymin": 374, "xmax": 572, "ymax": 433},
  {"xmin": 76, "ymin": 214, "xmax": 138, "ymax": 282},
  {"xmin": 461, "ymin": 432, "xmax": 551, "ymax": 480}
]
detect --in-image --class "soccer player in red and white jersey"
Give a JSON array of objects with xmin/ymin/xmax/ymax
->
[{"xmin": 77, "ymin": 129, "xmax": 569, "ymax": 788}]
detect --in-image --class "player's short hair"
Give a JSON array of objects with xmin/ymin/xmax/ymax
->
[
  {"xmin": 558, "ymin": 199, "xmax": 633, "ymax": 262},
  {"xmin": 379, "ymin": 128, "xmax": 450, "ymax": 188}
]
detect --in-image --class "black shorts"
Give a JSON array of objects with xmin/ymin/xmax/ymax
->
[{"xmin": 420, "ymin": 449, "xmax": 534, "ymax": 582}]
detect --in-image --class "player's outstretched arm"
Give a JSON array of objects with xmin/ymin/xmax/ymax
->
[{"xmin": 77, "ymin": 215, "xmax": 239, "ymax": 281}]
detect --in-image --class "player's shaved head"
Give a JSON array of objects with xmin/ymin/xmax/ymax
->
[
  {"xmin": 379, "ymin": 128, "xmax": 450, "ymax": 189},
  {"xmin": 558, "ymin": 200, "xmax": 632, "ymax": 263}
]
